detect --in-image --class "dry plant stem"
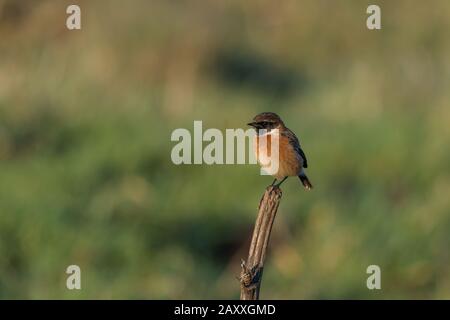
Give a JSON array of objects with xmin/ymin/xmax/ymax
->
[{"xmin": 239, "ymin": 186, "xmax": 282, "ymax": 300}]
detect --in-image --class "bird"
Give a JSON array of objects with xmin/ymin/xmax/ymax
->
[{"xmin": 247, "ymin": 112, "xmax": 313, "ymax": 190}]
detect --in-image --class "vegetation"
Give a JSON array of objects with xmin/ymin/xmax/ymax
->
[{"xmin": 0, "ymin": 0, "xmax": 449, "ymax": 299}]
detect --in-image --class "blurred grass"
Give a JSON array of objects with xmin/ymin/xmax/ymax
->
[{"xmin": 0, "ymin": 0, "xmax": 449, "ymax": 299}]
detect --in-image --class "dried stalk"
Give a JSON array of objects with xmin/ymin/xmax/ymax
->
[{"xmin": 239, "ymin": 186, "xmax": 282, "ymax": 300}]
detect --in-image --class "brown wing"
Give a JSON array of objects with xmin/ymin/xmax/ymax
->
[{"xmin": 282, "ymin": 128, "xmax": 308, "ymax": 168}]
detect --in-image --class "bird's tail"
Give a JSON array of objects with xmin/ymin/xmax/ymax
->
[{"xmin": 298, "ymin": 173, "xmax": 313, "ymax": 190}]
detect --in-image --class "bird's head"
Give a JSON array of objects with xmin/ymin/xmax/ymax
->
[{"xmin": 247, "ymin": 112, "xmax": 284, "ymax": 131}]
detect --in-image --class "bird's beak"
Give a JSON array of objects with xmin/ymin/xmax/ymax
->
[{"xmin": 247, "ymin": 122, "xmax": 257, "ymax": 128}]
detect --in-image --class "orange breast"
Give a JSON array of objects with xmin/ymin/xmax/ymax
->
[{"xmin": 254, "ymin": 132, "xmax": 302, "ymax": 179}]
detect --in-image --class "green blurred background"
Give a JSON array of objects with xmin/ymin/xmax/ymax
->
[{"xmin": 0, "ymin": 0, "xmax": 449, "ymax": 299}]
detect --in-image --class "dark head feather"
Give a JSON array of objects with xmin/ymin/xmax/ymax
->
[{"xmin": 247, "ymin": 112, "xmax": 284, "ymax": 130}]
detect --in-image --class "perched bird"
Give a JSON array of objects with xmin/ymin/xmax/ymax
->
[{"xmin": 248, "ymin": 112, "xmax": 313, "ymax": 189}]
